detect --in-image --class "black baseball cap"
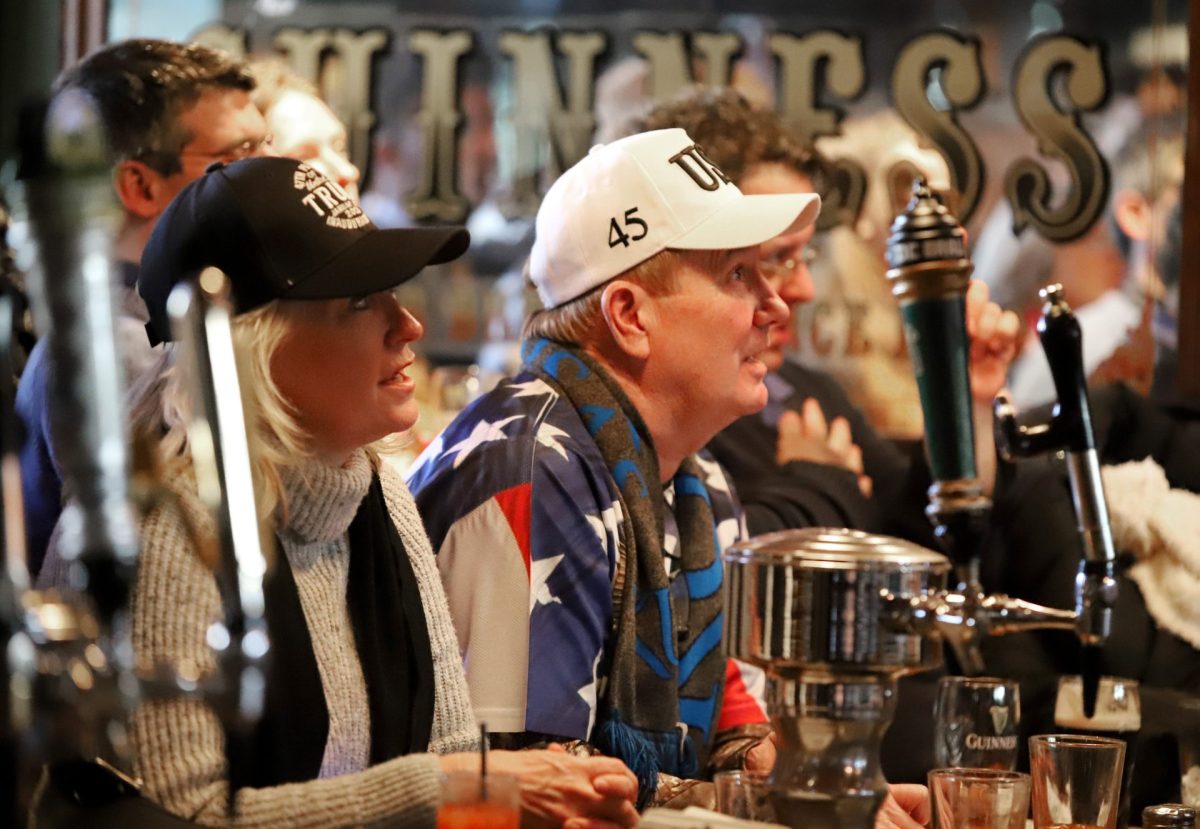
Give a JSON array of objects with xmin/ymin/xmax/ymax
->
[{"xmin": 139, "ymin": 156, "xmax": 469, "ymax": 345}]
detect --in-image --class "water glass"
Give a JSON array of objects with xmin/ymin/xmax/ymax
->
[
  {"xmin": 929, "ymin": 768, "xmax": 1031, "ymax": 829},
  {"xmin": 934, "ymin": 676, "xmax": 1021, "ymax": 770},
  {"xmin": 1053, "ymin": 676, "xmax": 1140, "ymax": 829},
  {"xmin": 1029, "ymin": 734, "xmax": 1125, "ymax": 829},
  {"xmin": 714, "ymin": 769, "xmax": 776, "ymax": 822}
]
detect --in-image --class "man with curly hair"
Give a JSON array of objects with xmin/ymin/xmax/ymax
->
[{"xmin": 633, "ymin": 86, "xmax": 1018, "ymax": 545}]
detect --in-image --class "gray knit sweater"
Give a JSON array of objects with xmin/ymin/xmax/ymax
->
[{"xmin": 39, "ymin": 450, "xmax": 479, "ymax": 828}]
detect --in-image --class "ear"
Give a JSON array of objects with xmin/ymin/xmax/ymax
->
[
  {"xmin": 599, "ymin": 279, "xmax": 652, "ymax": 361},
  {"xmin": 113, "ymin": 160, "xmax": 172, "ymax": 220},
  {"xmin": 1113, "ymin": 189, "xmax": 1151, "ymax": 242}
]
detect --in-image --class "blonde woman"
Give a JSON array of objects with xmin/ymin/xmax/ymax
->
[{"xmin": 37, "ymin": 157, "xmax": 637, "ymax": 828}]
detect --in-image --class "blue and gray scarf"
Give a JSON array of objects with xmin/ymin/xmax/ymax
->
[{"xmin": 523, "ymin": 338, "xmax": 727, "ymax": 805}]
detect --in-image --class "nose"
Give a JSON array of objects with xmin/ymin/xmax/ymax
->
[
  {"xmin": 777, "ymin": 261, "xmax": 816, "ymax": 308},
  {"xmin": 753, "ymin": 273, "xmax": 790, "ymax": 330},
  {"xmin": 384, "ymin": 293, "xmax": 424, "ymax": 347},
  {"xmin": 322, "ymin": 146, "xmax": 361, "ymax": 189}
]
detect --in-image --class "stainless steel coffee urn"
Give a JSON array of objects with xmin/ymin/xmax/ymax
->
[{"xmin": 724, "ymin": 529, "xmax": 949, "ymax": 829}]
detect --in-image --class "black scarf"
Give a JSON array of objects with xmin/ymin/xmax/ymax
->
[
  {"xmin": 227, "ymin": 472, "xmax": 435, "ymax": 789},
  {"xmin": 522, "ymin": 339, "xmax": 727, "ymax": 802}
]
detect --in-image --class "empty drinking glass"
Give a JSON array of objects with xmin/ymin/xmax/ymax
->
[
  {"xmin": 1030, "ymin": 734, "xmax": 1125, "ymax": 829},
  {"xmin": 934, "ymin": 676, "xmax": 1022, "ymax": 770},
  {"xmin": 929, "ymin": 768, "xmax": 1031, "ymax": 829}
]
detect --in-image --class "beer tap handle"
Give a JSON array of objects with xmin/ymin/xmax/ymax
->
[
  {"xmin": 20, "ymin": 87, "xmax": 138, "ymax": 623},
  {"xmin": 7, "ymin": 86, "xmax": 142, "ymax": 808},
  {"xmin": 885, "ymin": 178, "xmax": 992, "ymax": 575},
  {"xmin": 168, "ymin": 268, "xmax": 270, "ymax": 805},
  {"xmin": 1037, "ymin": 284, "xmax": 1094, "ymax": 452},
  {"xmin": 1038, "ymin": 287, "xmax": 1117, "ymax": 713},
  {"xmin": 1011, "ymin": 284, "xmax": 1115, "ymax": 716},
  {"xmin": 993, "ymin": 392, "xmax": 1061, "ymax": 460},
  {"xmin": 885, "ymin": 179, "xmax": 978, "ymax": 488}
]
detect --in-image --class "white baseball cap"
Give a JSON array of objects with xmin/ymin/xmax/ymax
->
[{"xmin": 529, "ymin": 127, "xmax": 821, "ymax": 308}]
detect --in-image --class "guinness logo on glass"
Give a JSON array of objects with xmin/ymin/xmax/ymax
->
[
  {"xmin": 965, "ymin": 733, "xmax": 1018, "ymax": 750},
  {"xmin": 990, "ymin": 705, "xmax": 1010, "ymax": 734}
]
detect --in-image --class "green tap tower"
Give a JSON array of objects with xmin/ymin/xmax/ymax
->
[{"xmin": 885, "ymin": 179, "xmax": 989, "ymax": 576}]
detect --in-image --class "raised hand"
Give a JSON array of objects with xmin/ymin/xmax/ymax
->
[
  {"xmin": 777, "ymin": 398, "xmax": 873, "ymax": 497},
  {"xmin": 965, "ymin": 280, "xmax": 1020, "ymax": 404}
]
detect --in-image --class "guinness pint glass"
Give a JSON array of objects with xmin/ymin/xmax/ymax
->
[{"xmin": 934, "ymin": 676, "xmax": 1021, "ymax": 770}]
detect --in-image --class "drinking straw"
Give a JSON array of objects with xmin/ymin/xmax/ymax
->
[{"xmin": 480, "ymin": 721, "xmax": 488, "ymax": 801}]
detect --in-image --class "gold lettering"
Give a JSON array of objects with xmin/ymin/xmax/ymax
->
[
  {"xmin": 892, "ymin": 31, "xmax": 986, "ymax": 223},
  {"xmin": 1005, "ymin": 35, "xmax": 1109, "ymax": 242}
]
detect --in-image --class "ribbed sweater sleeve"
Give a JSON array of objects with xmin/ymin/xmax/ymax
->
[
  {"xmin": 378, "ymin": 464, "xmax": 478, "ymax": 757},
  {"xmin": 39, "ymin": 455, "xmax": 479, "ymax": 828}
]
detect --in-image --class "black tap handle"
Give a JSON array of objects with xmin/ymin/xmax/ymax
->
[
  {"xmin": 992, "ymin": 284, "xmax": 1098, "ymax": 460},
  {"xmin": 1036, "ymin": 285, "xmax": 1095, "ymax": 453},
  {"xmin": 994, "ymin": 393, "xmax": 1059, "ymax": 459}
]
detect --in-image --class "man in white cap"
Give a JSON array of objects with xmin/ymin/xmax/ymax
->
[{"xmin": 408, "ymin": 128, "xmax": 819, "ymax": 807}]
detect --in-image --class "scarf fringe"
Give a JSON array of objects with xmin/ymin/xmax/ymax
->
[{"xmin": 595, "ymin": 709, "xmax": 661, "ymax": 810}]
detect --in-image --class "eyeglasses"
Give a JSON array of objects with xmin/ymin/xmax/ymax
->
[
  {"xmin": 759, "ymin": 243, "xmax": 821, "ymax": 278},
  {"xmin": 179, "ymin": 133, "xmax": 274, "ymax": 165}
]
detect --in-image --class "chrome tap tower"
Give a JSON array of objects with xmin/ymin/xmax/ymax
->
[
  {"xmin": 882, "ymin": 179, "xmax": 1116, "ymax": 679},
  {"xmin": 993, "ymin": 283, "xmax": 1118, "ymax": 716},
  {"xmin": 724, "ymin": 529, "xmax": 950, "ymax": 829},
  {"xmin": 8, "ymin": 88, "xmax": 140, "ymax": 811}
]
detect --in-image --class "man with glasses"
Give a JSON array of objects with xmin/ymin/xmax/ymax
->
[{"xmin": 17, "ymin": 39, "xmax": 272, "ymax": 574}]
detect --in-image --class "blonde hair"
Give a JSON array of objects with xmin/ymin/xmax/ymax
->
[
  {"xmin": 246, "ymin": 56, "xmax": 319, "ymax": 116},
  {"xmin": 129, "ymin": 300, "xmax": 319, "ymax": 526},
  {"xmin": 523, "ymin": 248, "xmax": 722, "ymax": 345}
]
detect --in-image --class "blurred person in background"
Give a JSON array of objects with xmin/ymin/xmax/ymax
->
[
  {"xmin": 16, "ymin": 38, "xmax": 272, "ymax": 577},
  {"xmin": 810, "ymin": 111, "xmax": 956, "ymax": 441},
  {"xmin": 1007, "ymin": 119, "xmax": 1184, "ymax": 407},
  {"xmin": 249, "ymin": 57, "xmax": 362, "ymax": 201}
]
